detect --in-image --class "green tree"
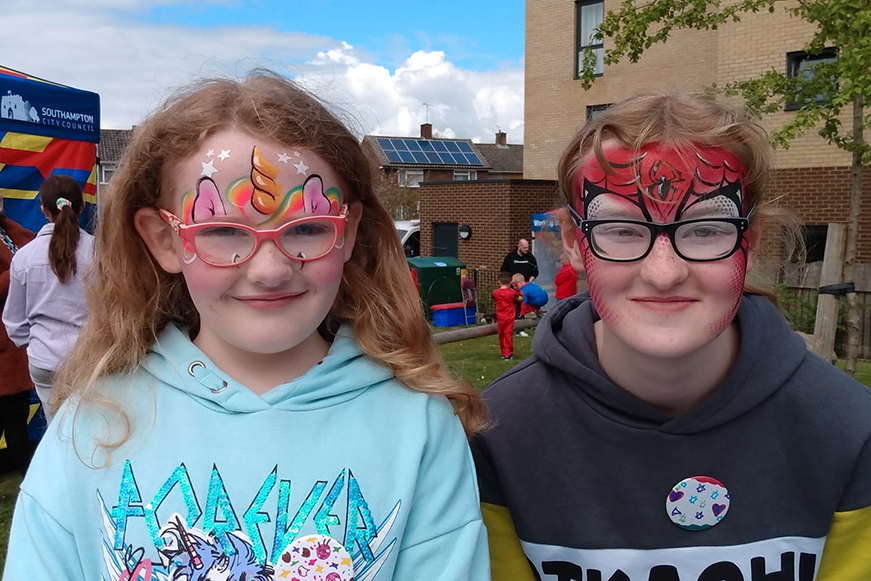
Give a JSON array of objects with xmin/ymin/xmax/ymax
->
[{"xmin": 580, "ymin": 0, "xmax": 870, "ymax": 374}]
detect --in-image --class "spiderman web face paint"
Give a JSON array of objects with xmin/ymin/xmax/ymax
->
[
  {"xmin": 575, "ymin": 144, "xmax": 751, "ymax": 222},
  {"xmin": 572, "ymin": 143, "xmax": 754, "ymax": 359},
  {"xmin": 163, "ymin": 129, "xmax": 350, "ymax": 361}
]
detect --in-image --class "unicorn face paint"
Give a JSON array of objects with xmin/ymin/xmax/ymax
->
[
  {"xmin": 163, "ymin": 129, "xmax": 352, "ymax": 361},
  {"xmin": 570, "ymin": 143, "xmax": 754, "ymax": 359}
]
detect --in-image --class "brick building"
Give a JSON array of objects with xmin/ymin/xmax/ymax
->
[
  {"xmin": 525, "ymin": 0, "xmax": 871, "ymax": 268},
  {"xmin": 418, "ymin": 180, "xmax": 560, "ymax": 269},
  {"xmin": 362, "ymin": 125, "xmax": 525, "ymax": 220}
]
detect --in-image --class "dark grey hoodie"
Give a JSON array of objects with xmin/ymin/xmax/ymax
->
[{"xmin": 472, "ymin": 293, "xmax": 871, "ymax": 581}]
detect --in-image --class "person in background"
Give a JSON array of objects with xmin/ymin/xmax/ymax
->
[
  {"xmin": 0, "ymin": 192, "xmax": 35, "ymax": 476},
  {"xmin": 517, "ymin": 276, "xmax": 548, "ymax": 318},
  {"xmin": 500, "ymin": 238, "xmax": 538, "ymax": 284},
  {"xmin": 503, "ymin": 240, "xmax": 539, "ymax": 335},
  {"xmin": 3, "ymin": 175, "xmax": 94, "ymax": 423},
  {"xmin": 493, "ymin": 271, "xmax": 520, "ymax": 360},
  {"xmin": 554, "ymin": 252, "xmax": 579, "ymax": 300}
]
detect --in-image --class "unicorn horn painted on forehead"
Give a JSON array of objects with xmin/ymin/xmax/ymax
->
[{"xmin": 250, "ymin": 145, "xmax": 284, "ymax": 215}]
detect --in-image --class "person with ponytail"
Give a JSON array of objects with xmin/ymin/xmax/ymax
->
[{"xmin": 3, "ymin": 175, "xmax": 94, "ymax": 422}]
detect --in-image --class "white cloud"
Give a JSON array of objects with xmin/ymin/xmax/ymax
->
[
  {"xmin": 1, "ymin": 0, "xmax": 524, "ymax": 142},
  {"xmin": 299, "ymin": 47, "xmax": 524, "ymax": 143}
]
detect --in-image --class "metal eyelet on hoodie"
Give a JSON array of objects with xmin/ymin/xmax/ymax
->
[{"xmin": 188, "ymin": 361, "xmax": 228, "ymax": 394}]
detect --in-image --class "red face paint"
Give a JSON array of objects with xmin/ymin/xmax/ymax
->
[{"xmin": 571, "ymin": 143, "xmax": 753, "ymax": 358}]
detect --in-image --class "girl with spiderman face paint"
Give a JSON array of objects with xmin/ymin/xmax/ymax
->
[
  {"xmin": 473, "ymin": 94, "xmax": 871, "ymax": 581},
  {"xmin": 561, "ymin": 142, "xmax": 761, "ymax": 414}
]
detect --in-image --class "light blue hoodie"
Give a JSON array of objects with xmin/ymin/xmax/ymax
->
[{"xmin": 3, "ymin": 324, "xmax": 489, "ymax": 581}]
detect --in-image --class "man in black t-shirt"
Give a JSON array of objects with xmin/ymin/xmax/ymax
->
[{"xmin": 501, "ymin": 238, "xmax": 538, "ymax": 283}]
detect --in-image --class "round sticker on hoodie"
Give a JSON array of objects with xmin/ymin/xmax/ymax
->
[
  {"xmin": 666, "ymin": 476, "xmax": 730, "ymax": 530},
  {"xmin": 274, "ymin": 534, "xmax": 354, "ymax": 580}
]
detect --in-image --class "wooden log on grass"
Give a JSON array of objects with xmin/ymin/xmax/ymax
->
[{"xmin": 433, "ymin": 318, "xmax": 539, "ymax": 345}]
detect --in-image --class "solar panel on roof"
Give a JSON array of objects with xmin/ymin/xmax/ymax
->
[
  {"xmin": 376, "ymin": 137, "xmax": 482, "ymax": 166},
  {"xmin": 444, "ymin": 141, "xmax": 460, "ymax": 153}
]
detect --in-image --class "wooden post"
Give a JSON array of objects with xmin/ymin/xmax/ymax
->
[{"xmin": 812, "ymin": 224, "xmax": 847, "ymax": 360}]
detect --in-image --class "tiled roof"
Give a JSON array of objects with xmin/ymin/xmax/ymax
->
[
  {"xmin": 99, "ymin": 129, "xmax": 133, "ymax": 164},
  {"xmin": 475, "ymin": 143, "xmax": 524, "ymax": 174},
  {"xmin": 362, "ymin": 135, "xmax": 491, "ymax": 170}
]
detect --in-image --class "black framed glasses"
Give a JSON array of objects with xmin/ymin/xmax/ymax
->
[{"xmin": 566, "ymin": 205, "xmax": 750, "ymax": 262}]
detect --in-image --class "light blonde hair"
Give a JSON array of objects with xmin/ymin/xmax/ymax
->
[
  {"xmin": 53, "ymin": 70, "xmax": 487, "ymax": 451},
  {"xmin": 557, "ymin": 91, "xmax": 800, "ymax": 301}
]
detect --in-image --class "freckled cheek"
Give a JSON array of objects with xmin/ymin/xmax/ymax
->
[
  {"xmin": 581, "ymin": 238, "xmax": 622, "ymax": 326},
  {"xmin": 305, "ymin": 255, "xmax": 346, "ymax": 288},
  {"xmin": 707, "ymin": 253, "xmax": 748, "ymax": 336},
  {"xmin": 180, "ymin": 264, "xmax": 233, "ymax": 298}
]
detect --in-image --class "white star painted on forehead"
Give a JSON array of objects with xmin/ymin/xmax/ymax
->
[
  {"xmin": 277, "ymin": 152, "xmax": 291, "ymax": 163},
  {"xmin": 201, "ymin": 160, "xmax": 217, "ymax": 178},
  {"xmin": 218, "ymin": 150, "xmax": 231, "ymax": 161},
  {"xmin": 294, "ymin": 160, "xmax": 309, "ymax": 175},
  {"xmin": 206, "ymin": 150, "xmax": 214, "ymax": 157}
]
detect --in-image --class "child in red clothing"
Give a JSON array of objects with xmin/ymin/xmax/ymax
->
[
  {"xmin": 493, "ymin": 272, "xmax": 520, "ymax": 359},
  {"xmin": 512, "ymin": 273, "xmax": 535, "ymax": 319},
  {"xmin": 554, "ymin": 253, "xmax": 579, "ymax": 300}
]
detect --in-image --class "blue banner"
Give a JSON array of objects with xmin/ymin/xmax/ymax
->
[{"xmin": 0, "ymin": 66, "xmax": 100, "ymax": 143}]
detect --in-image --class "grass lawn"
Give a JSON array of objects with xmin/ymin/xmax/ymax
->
[
  {"xmin": 836, "ymin": 360, "xmax": 871, "ymax": 386},
  {"xmin": 436, "ymin": 326, "xmax": 537, "ymax": 391},
  {"xmin": 1, "ymin": 333, "xmax": 869, "ymax": 570}
]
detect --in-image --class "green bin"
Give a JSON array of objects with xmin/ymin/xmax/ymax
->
[{"xmin": 407, "ymin": 257, "xmax": 466, "ymax": 314}]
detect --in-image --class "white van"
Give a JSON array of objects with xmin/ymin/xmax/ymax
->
[{"xmin": 395, "ymin": 219, "xmax": 420, "ymax": 258}]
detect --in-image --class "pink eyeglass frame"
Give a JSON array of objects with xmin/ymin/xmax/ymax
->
[{"xmin": 157, "ymin": 205, "xmax": 349, "ymax": 267}]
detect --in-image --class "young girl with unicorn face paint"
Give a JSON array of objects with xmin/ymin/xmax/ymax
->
[
  {"xmin": 4, "ymin": 71, "xmax": 489, "ymax": 581},
  {"xmin": 472, "ymin": 93, "xmax": 871, "ymax": 581}
]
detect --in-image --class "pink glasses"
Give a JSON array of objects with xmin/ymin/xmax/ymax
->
[{"xmin": 158, "ymin": 206, "xmax": 348, "ymax": 267}]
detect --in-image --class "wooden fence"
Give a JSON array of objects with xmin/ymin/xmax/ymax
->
[{"xmin": 779, "ymin": 287, "xmax": 871, "ymax": 360}]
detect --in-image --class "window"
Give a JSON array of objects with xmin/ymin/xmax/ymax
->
[
  {"xmin": 803, "ymin": 225, "xmax": 828, "ymax": 263},
  {"xmin": 453, "ymin": 170, "xmax": 477, "ymax": 181},
  {"xmin": 576, "ymin": 0, "xmax": 604, "ymax": 78},
  {"xmin": 786, "ymin": 47, "xmax": 837, "ymax": 110},
  {"xmin": 100, "ymin": 164, "xmax": 116, "ymax": 184},
  {"xmin": 489, "ymin": 172, "xmax": 503, "ymax": 180},
  {"xmin": 586, "ymin": 103, "xmax": 612, "ymax": 122},
  {"xmin": 398, "ymin": 169, "xmax": 424, "ymax": 188}
]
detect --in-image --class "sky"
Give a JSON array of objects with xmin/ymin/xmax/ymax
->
[{"xmin": 2, "ymin": 0, "xmax": 526, "ymax": 143}]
